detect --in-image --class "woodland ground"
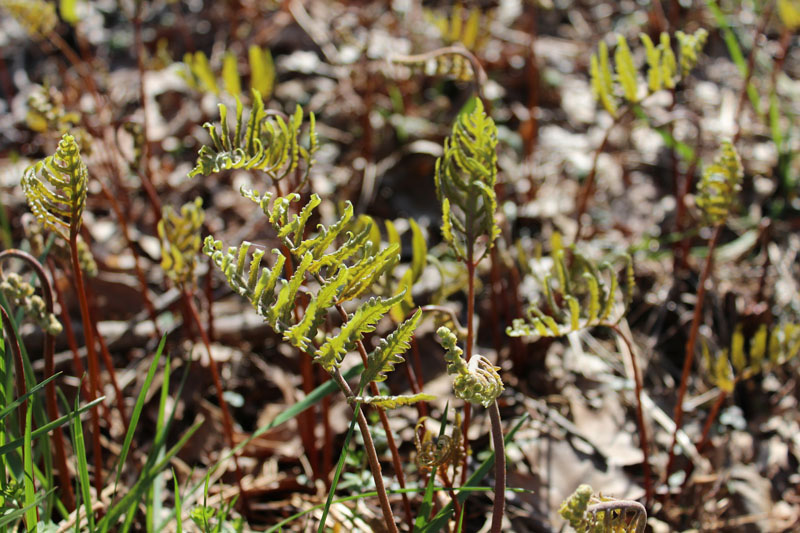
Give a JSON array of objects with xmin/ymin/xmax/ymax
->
[{"xmin": 1, "ymin": 0, "xmax": 800, "ymax": 532}]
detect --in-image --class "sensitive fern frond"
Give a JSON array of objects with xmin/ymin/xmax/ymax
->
[
  {"xmin": 560, "ymin": 484, "xmax": 646, "ymax": 533},
  {"xmin": 437, "ymin": 326, "xmax": 503, "ymax": 407},
  {"xmin": 0, "ymin": 273, "xmax": 62, "ymax": 335},
  {"xmin": 158, "ymin": 198, "xmax": 205, "ymax": 285},
  {"xmin": 703, "ymin": 323, "xmax": 800, "ymax": 392},
  {"xmin": 435, "ymin": 98, "xmax": 499, "ymax": 261},
  {"xmin": 189, "ymin": 91, "xmax": 317, "ymax": 182},
  {"xmin": 507, "ymin": 250, "xmax": 634, "ymax": 338},
  {"xmin": 22, "ymin": 133, "xmax": 88, "ymax": 241},
  {"xmin": 352, "ymin": 393, "xmax": 435, "ymax": 410},
  {"xmin": 360, "ymin": 309, "xmax": 422, "ymax": 387},
  {"xmin": 696, "ymin": 140, "xmax": 743, "ymax": 225}
]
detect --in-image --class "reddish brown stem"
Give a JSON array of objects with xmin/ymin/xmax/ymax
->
[
  {"xmin": 680, "ymin": 389, "xmax": 728, "ymax": 493},
  {"xmin": 610, "ymin": 324, "xmax": 653, "ymax": 505},
  {"xmin": 181, "ymin": 288, "xmax": 249, "ymax": 513},
  {"xmin": 69, "ymin": 231, "xmax": 105, "ymax": 495},
  {"xmin": 0, "ymin": 250, "xmax": 75, "ymax": 510},
  {"xmin": 0, "ymin": 306, "xmax": 28, "ymax": 440},
  {"xmin": 665, "ymin": 224, "xmax": 722, "ymax": 483}
]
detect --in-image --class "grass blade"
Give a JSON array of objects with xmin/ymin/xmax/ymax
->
[{"xmin": 23, "ymin": 397, "xmax": 37, "ymax": 530}]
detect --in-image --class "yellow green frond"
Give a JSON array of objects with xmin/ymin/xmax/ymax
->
[{"xmin": 158, "ymin": 197, "xmax": 205, "ymax": 285}]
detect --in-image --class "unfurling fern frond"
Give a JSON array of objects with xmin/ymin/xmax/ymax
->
[
  {"xmin": 415, "ymin": 413, "xmax": 463, "ymax": 474},
  {"xmin": 506, "ymin": 250, "xmax": 634, "ymax": 338},
  {"xmin": 436, "ymin": 98, "xmax": 499, "ymax": 261},
  {"xmin": 675, "ymin": 29, "xmax": 708, "ymax": 77},
  {"xmin": 21, "ymin": 133, "xmax": 88, "ymax": 241},
  {"xmin": 696, "ymin": 140, "xmax": 743, "ymax": 225},
  {"xmin": 703, "ymin": 322, "xmax": 800, "ymax": 392},
  {"xmin": 189, "ymin": 91, "xmax": 317, "ymax": 182},
  {"xmin": 352, "ymin": 393, "xmax": 435, "ymax": 410},
  {"xmin": 0, "ymin": 273, "xmax": 62, "ymax": 335},
  {"xmin": 436, "ymin": 326, "xmax": 503, "ymax": 407},
  {"xmin": 158, "ymin": 198, "xmax": 205, "ymax": 285},
  {"xmin": 1, "ymin": 0, "xmax": 57, "ymax": 37},
  {"xmin": 560, "ymin": 484, "xmax": 647, "ymax": 533}
]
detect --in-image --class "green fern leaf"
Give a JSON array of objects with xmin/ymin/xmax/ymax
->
[
  {"xmin": 22, "ymin": 133, "xmax": 88, "ymax": 241},
  {"xmin": 614, "ymin": 35, "xmax": 639, "ymax": 103},
  {"xmin": 590, "ymin": 40, "xmax": 618, "ymax": 117},
  {"xmin": 249, "ymin": 45, "xmax": 275, "ymax": 100},
  {"xmin": 659, "ymin": 32, "xmax": 677, "ymax": 89},
  {"xmin": 222, "ymin": 52, "xmax": 242, "ymax": 96},
  {"xmin": 268, "ymin": 252, "xmax": 313, "ymax": 329},
  {"xmin": 184, "ymin": 51, "xmax": 219, "ymax": 95},
  {"xmin": 750, "ymin": 324, "xmax": 768, "ymax": 372},
  {"xmin": 284, "ymin": 265, "xmax": 349, "ymax": 350},
  {"xmin": 676, "ymin": 29, "xmax": 708, "ymax": 77},
  {"xmin": 360, "ymin": 309, "xmax": 422, "ymax": 387},
  {"xmin": 640, "ymin": 33, "xmax": 662, "ymax": 92},
  {"xmin": 158, "ymin": 197, "xmax": 205, "ymax": 285},
  {"xmin": 730, "ymin": 325, "xmax": 747, "ymax": 373},
  {"xmin": 339, "ymin": 243, "xmax": 400, "ymax": 302},
  {"xmin": 353, "ymin": 393, "xmax": 436, "ymax": 410},
  {"xmin": 314, "ymin": 293, "xmax": 404, "ymax": 372},
  {"xmin": 190, "ymin": 91, "xmax": 316, "ymax": 182}
]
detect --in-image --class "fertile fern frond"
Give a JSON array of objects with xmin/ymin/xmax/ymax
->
[
  {"xmin": 315, "ymin": 293, "xmax": 404, "ymax": 372},
  {"xmin": 21, "ymin": 133, "xmax": 88, "ymax": 241},
  {"xmin": 189, "ymin": 91, "xmax": 317, "ymax": 183},
  {"xmin": 0, "ymin": 273, "xmax": 62, "ymax": 335},
  {"xmin": 1, "ymin": 0, "xmax": 57, "ymax": 37},
  {"xmin": 158, "ymin": 197, "xmax": 205, "ymax": 285},
  {"xmin": 696, "ymin": 140, "xmax": 743, "ymax": 225},
  {"xmin": 703, "ymin": 322, "xmax": 800, "ymax": 392},
  {"xmin": 360, "ymin": 309, "xmax": 422, "ymax": 387},
  {"xmin": 352, "ymin": 393, "xmax": 435, "ymax": 410},
  {"xmin": 560, "ymin": 484, "xmax": 647, "ymax": 533},
  {"xmin": 437, "ymin": 326, "xmax": 503, "ymax": 407},
  {"xmin": 507, "ymin": 250, "xmax": 634, "ymax": 338},
  {"xmin": 435, "ymin": 98, "xmax": 499, "ymax": 261}
]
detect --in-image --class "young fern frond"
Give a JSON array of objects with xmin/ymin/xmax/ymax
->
[
  {"xmin": 248, "ymin": 45, "xmax": 275, "ymax": 100},
  {"xmin": 425, "ymin": 3, "xmax": 490, "ymax": 51},
  {"xmin": 507, "ymin": 250, "xmax": 634, "ymax": 338},
  {"xmin": 189, "ymin": 90, "xmax": 317, "ymax": 183},
  {"xmin": 352, "ymin": 393, "xmax": 436, "ymax": 410},
  {"xmin": 590, "ymin": 30, "xmax": 707, "ymax": 115},
  {"xmin": 158, "ymin": 197, "xmax": 205, "ymax": 285},
  {"xmin": 703, "ymin": 322, "xmax": 800, "ymax": 391},
  {"xmin": 21, "ymin": 133, "xmax": 88, "ymax": 241},
  {"xmin": 696, "ymin": 140, "xmax": 743, "ymax": 225},
  {"xmin": 0, "ymin": 273, "xmax": 62, "ymax": 335},
  {"xmin": 435, "ymin": 98, "xmax": 499, "ymax": 261},
  {"xmin": 183, "ymin": 46, "xmax": 275, "ymax": 99},
  {"xmin": 415, "ymin": 413, "xmax": 463, "ymax": 474},
  {"xmin": 560, "ymin": 484, "xmax": 647, "ymax": 533},
  {"xmin": 436, "ymin": 326, "xmax": 504, "ymax": 408}
]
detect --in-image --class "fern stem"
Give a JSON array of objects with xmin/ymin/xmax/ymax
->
[
  {"xmin": 459, "ymin": 258, "xmax": 477, "ymax": 490},
  {"xmin": 0, "ymin": 250, "xmax": 75, "ymax": 510},
  {"xmin": 334, "ymin": 303, "xmax": 414, "ymax": 526},
  {"xmin": 0, "ymin": 303, "xmax": 28, "ymax": 443},
  {"xmin": 679, "ymin": 388, "xmax": 728, "ymax": 495},
  {"xmin": 488, "ymin": 400, "xmax": 505, "ymax": 533},
  {"xmin": 181, "ymin": 288, "xmax": 250, "ymax": 515},
  {"xmin": 331, "ymin": 368, "xmax": 399, "ymax": 533},
  {"xmin": 609, "ymin": 324, "xmax": 653, "ymax": 506},
  {"xmin": 665, "ymin": 223, "xmax": 722, "ymax": 485},
  {"xmin": 69, "ymin": 231, "xmax": 105, "ymax": 496}
]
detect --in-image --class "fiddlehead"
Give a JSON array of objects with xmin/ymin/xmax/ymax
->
[
  {"xmin": 21, "ymin": 133, "xmax": 88, "ymax": 241},
  {"xmin": 560, "ymin": 484, "xmax": 647, "ymax": 533},
  {"xmin": 158, "ymin": 197, "xmax": 205, "ymax": 286},
  {"xmin": 436, "ymin": 326, "xmax": 503, "ymax": 408}
]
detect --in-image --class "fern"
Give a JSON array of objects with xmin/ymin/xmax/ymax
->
[
  {"xmin": 560, "ymin": 484, "xmax": 646, "ymax": 533},
  {"xmin": 391, "ymin": 48, "xmax": 477, "ymax": 83},
  {"xmin": 352, "ymin": 393, "xmax": 435, "ymax": 410},
  {"xmin": 425, "ymin": 3, "xmax": 490, "ymax": 51},
  {"xmin": 0, "ymin": 272, "xmax": 62, "ymax": 335},
  {"xmin": 507, "ymin": 249, "xmax": 634, "ymax": 338},
  {"xmin": 360, "ymin": 309, "xmax": 422, "ymax": 387},
  {"xmin": 590, "ymin": 30, "xmax": 707, "ymax": 115},
  {"xmin": 158, "ymin": 197, "xmax": 205, "ymax": 285},
  {"xmin": 435, "ymin": 98, "xmax": 499, "ymax": 261},
  {"xmin": 703, "ymin": 323, "xmax": 800, "ymax": 392},
  {"xmin": 26, "ymin": 85, "xmax": 80, "ymax": 134},
  {"xmin": 695, "ymin": 140, "xmax": 743, "ymax": 225},
  {"xmin": 415, "ymin": 413, "xmax": 463, "ymax": 474},
  {"xmin": 436, "ymin": 326, "xmax": 503, "ymax": 408},
  {"xmin": 182, "ymin": 45, "xmax": 276, "ymax": 99},
  {"xmin": 189, "ymin": 90, "xmax": 317, "ymax": 182},
  {"xmin": 779, "ymin": 0, "xmax": 800, "ymax": 29},
  {"xmin": 1, "ymin": 0, "xmax": 57, "ymax": 37},
  {"xmin": 248, "ymin": 45, "xmax": 275, "ymax": 100},
  {"xmin": 21, "ymin": 133, "xmax": 88, "ymax": 241}
]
